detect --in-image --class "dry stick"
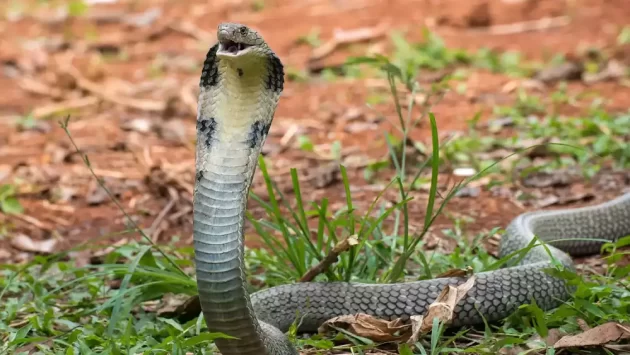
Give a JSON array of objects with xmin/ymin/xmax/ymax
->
[
  {"xmin": 31, "ymin": 96, "xmax": 99, "ymax": 119},
  {"xmin": 310, "ymin": 21, "xmax": 390, "ymax": 62},
  {"xmin": 10, "ymin": 213, "xmax": 55, "ymax": 232},
  {"xmin": 61, "ymin": 64, "xmax": 166, "ymax": 112},
  {"xmin": 149, "ymin": 195, "xmax": 177, "ymax": 242},
  {"xmin": 59, "ymin": 116, "xmax": 186, "ymax": 276},
  {"xmin": 299, "ymin": 236, "xmax": 359, "ymax": 282},
  {"xmin": 472, "ymin": 16, "xmax": 571, "ymax": 35}
]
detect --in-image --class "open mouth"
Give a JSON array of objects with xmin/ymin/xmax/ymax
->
[{"xmin": 219, "ymin": 40, "xmax": 252, "ymax": 55}]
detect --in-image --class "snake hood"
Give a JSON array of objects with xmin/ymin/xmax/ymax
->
[{"xmin": 193, "ymin": 23, "xmax": 292, "ymax": 355}]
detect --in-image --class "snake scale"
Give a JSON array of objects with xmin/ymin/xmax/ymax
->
[{"xmin": 192, "ymin": 23, "xmax": 630, "ymax": 355}]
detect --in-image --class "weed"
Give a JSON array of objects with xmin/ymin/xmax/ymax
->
[{"xmin": 0, "ymin": 184, "xmax": 23, "ymax": 215}]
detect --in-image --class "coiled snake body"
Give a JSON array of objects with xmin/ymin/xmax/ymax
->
[{"xmin": 193, "ymin": 23, "xmax": 630, "ymax": 355}]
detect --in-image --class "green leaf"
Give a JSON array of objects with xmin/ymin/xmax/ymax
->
[{"xmin": 1, "ymin": 196, "xmax": 23, "ymax": 214}]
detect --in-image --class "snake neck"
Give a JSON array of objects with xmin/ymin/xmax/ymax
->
[{"xmin": 193, "ymin": 41, "xmax": 292, "ymax": 355}]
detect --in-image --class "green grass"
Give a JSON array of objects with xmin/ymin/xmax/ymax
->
[
  {"xmin": 440, "ymin": 89, "xmax": 630, "ymax": 182},
  {"xmin": 2, "ymin": 36, "xmax": 630, "ymax": 355}
]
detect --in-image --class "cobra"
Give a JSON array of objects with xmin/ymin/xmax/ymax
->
[{"xmin": 192, "ymin": 23, "xmax": 630, "ymax": 355}]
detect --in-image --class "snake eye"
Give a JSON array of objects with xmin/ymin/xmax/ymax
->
[{"xmin": 239, "ymin": 26, "xmax": 248, "ymax": 36}]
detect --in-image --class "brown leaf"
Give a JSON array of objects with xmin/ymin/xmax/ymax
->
[
  {"xmin": 577, "ymin": 318, "xmax": 591, "ymax": 332},
  {"xmin": 534, "ymin": 61, "xmax": 583, "ymax": 83},
  {"xmin": 554, "ymin": 322, "xmax": 630, "ymax": 349},
  {"xmin": 435, "ymin": 266, "xmax": 473, "ymax": 279},
  {"xmin": 308, "ymin": 162, "xmax": 340, "ymax": 189},
  {"xmin": 418, "ymin": 276, "xmax": 476, "ymax": 333},
  {"xmin": 148, "ymin": 293, "xmax": 192, "ymax": 317},
  {"xmin": 522, "ymin": 170, "xmax": 575, "ymax": 188},
  {"xmin": 10, "ymin": 234, "xmax": 57, "ymax": 254},
  {"xmin": 0, "ymin": 249, "xmax": 11, "ymax": 260},
  {"xmin": 86, "ymin": 185, "xmax": 110, "ymax": 205},
  {"xmin": 407, "ymin": 315, "xmax": 424, "ymax": 344},
  {"xmin": 318, "ymin": 313, "xmax": 410, "ymax": 342}
]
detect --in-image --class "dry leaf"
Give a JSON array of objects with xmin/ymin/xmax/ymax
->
[
  {"xmin": 419, "ymin": 276, "xmax": 476, "ymax": 333},
  {"xmin": 10, "ymin": 234, "xmax": 57, "ymax": 254},
  {"xmin": 554, "ymin": 322, "xmax": 630, "ymax": 349},
  {"xmin": 522, "ymin": 170, "xmax": 575, "ymax": 188},
  {"xmin": 577, "ymin": 318, "xmax": 591, "ymax": 332},
  {"xmin": 435, "ymin": 266, "xmax": 473, "ymax": 279},
  {"xmin": 0, "ymin": 249, "xmax": 11, "ymax": 260},
  {"xmin": 407, "ymin": 315, "xmax": 424, "ymax": 344},
  {"xmin": 309, "ymin": 162, "xmax": 340, "ymax": 189},
  {"xmin": 318, "ymin": 313, "xmax": 410, "ymax": 342}
]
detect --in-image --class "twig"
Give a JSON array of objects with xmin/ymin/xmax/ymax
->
[
  {"xmin": 31, "ymin": 96, "xmax": 99, "ymax": 119},
  {"xmin": 149, "ymin": 188, "xmax": 178, "ymax": 242},
  {"xmin": 59, "ymin": 115, "xmax": 187, "ymax": 276},
  {"xmin": 299, "ymin": 236, "xmax": 358, "ymax": 282},
  {"xmin": 471, "ymin": 16, "xmax": 570, "ymax": 35},
  {"xmin": 17, "ymin": 76, "xmax": 65, "ymax": 99},
  {"xmin": 168, "ymin": 21, "xmax": 214, "ymax": 43},
  {"xmin": 309, "ymin": 21, "xmax": 390, "ymax": 62},
  {"xmin": 61, "ymin": 64, "xmax": 166, "ymax": 112},
  {"xmin": 10, "ymin": 213, "xmax": 55, "ymax": 231}
]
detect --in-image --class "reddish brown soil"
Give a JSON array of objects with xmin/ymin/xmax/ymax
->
[{"xmin": 1, "ymin": 0, "xmax": 629, "ymax": 263}]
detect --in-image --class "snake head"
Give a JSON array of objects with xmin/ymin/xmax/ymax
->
[{"xmin": 216, "ymin": 23, "xmax": 266, "ymax": 59}]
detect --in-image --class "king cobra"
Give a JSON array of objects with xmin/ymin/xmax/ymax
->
[{"xmin": 193, "ymin": 23, "xmax": 630, "ymax": 355}]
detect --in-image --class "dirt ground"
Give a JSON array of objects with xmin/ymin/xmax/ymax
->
[{"xmin": 1, "ymin": 0, "xmax": 629, "ymax": 263}]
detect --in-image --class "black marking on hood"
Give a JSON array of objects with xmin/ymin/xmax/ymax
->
[
  {"xmin": 200, "ymin": 44, "xmax": 220, "ymax": 88},
  {"xmin": 248, "ymin": 120, "xmax": 271, "ymax": 149},
  {"xmin": 265, "ymin": 54, "xmax": 284, "ymax": 93},
  {"xmin": 197, "ymin": 117, "xmax": 217, "ymax": 148}
]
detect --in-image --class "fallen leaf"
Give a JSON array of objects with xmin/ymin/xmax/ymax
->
[
  {"xmin": 308, "ymin": 162, "xmax": 340, "ymax": 189},
  {"xmin": 535, "ymin": 195, "xmax": 560, "ymax": 208},
  {"xmin": 318, "ymin": 313, "xmax": 410, "ymax": 342},
  {"xmin": 419, "ymin": 276, "xmax": 476, "ymax": 333},
  {"xmin": 10, "ymin": 234, "xmax": 57, "ymax": 254},
  {"xmin": 534, "ymin": 61, "xmax": 583, "ymax": 83},
  {"xmin": 554, "ymin": 322, "xmax": 630, "ymax": 349},
  {"xmin": 435, "ymin": 266, "xmax": 473, "ymax": 278},
  {"xmin": 407, "ymin": 315, "xmax": 424, "ymax": 344},
  {"xmin": 577, "ymin": 318, "xmax": 591, "ymax": 332},
  {"xmin": 86, "ymin": 185, "xmax": 109, "ymax": 205},
  {"xmin": 149, "ymin": 293, "xmax": 191, "ymax": 317},
  {"xmin": 522, "ymin": 170, "xmax": 575, "ymax": 188},
  {"xmin": 0, "ymin": 249, "xmax": 10, "ymax": 260},
  {"xmin": 157, "ymin": 119, "xmax": 190, "ymax": 144}
]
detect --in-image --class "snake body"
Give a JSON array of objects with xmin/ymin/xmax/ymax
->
[{"xmin": 193, "ymin": 23, "xmax": 630, "ymax": 355}]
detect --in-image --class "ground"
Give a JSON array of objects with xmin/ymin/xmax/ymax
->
[{"xmin": 1, "ymin": 0, "xmax": 629, "ymax": 259}]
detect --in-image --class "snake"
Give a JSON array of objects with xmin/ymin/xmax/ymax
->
[{"xmin": 192, "ymin": 23, "xmax": 630, "ymax": 355}]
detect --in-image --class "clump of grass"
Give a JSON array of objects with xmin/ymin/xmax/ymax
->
[{"xmin": 441, "ymin": 89, "xmax": 630, "ymax": 181}]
